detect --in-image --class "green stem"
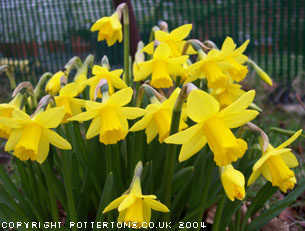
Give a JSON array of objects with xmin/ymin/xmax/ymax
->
[
  {"xmin": 130, "ymin": 131, "xmax": 143, "ymax": 178},
  {"xmin": 43, "ymin": 159, "xmax": 60, "ymax": 222},
  {"xmin": 196, "ymin": 160, "xmax": 214, "ymax": 230},
  {"xmin": 61, "ymin": 152, "xmax": 78, "ymax": 231},
  {"xmin": 175, "ymin": 76, "xmax": 181, "ymax": 88},
  {"xmin": 106, "ymin": 145, "xmax": 112, "ymax": 174},
  {"xmin": 236, "ymin": 206, "xmax": 241, "ymax": 231},
  {"xmin": 212, "ymin": 193, "xmax": 226, "ymax": 231},
  {"xmin": 34, "ymin": 72, "xmax": 52, "ymax": 97},
  {"xmin": 162, "ymin": 88, "xmax": 187, "ymax": 225},
  {"xmin": 123, "ymin": 5, "xmax": 130, "ymax": 86}
]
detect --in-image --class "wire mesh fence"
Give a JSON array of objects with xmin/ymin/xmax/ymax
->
[{"xmin": 0, "ymin": 0, "xmax": 304, "ymax": 85}]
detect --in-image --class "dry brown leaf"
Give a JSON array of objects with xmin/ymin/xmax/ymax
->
[{"xmin": 262, "ymin": 217, "xmax": 289, "ymax": 231}]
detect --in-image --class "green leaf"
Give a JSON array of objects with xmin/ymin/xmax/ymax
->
[
  {"xmin": 173, "ymin": 166, "xmax": 194, "ymax": 193},
  {"xmin": 246, "ymin": 179, "xmax": 305, "ymax": 231},
  {"xmin": 219, "ymin": 198, "xmax": 243, "ymax": 231},
  {"xmin": 241, "ymin": 182, "xmax": 277, "ymax": 230},
  {"xmin": 93, "ymin": 172, "xmax": 114, "ymax": 231}
]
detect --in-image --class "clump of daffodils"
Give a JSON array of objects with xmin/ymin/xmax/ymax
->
[{"xmin": 0, "ymin": 6, "xmax": 302, "ymax": 230}]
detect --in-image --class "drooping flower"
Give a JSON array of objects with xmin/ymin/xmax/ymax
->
[
  {"xmin": 0, "ymin": 93, "xmax": 23, "ymax": 139},
  {"xmin": 86, "ymin": 65, "xmax": 127, "ymax": 100},
  {"xmin": 220, "ymin": 165, "xmax": 245, "ymax": 201},
  {"xmin": 45, "ymin": 71, "xmax": 66, "ymax": 95},
  {"xmin": 0, "ymin": 107, "xmax": 71, "ymax": 164},
  {"xmin": 130, "ymin": 88, "xmax": 188, "ymax": 143},
  {"xmin": 211, "ymin": 83, "xmax": 245, "ymax": 108},
  {"xmin": 54, "ymin": 83, "xmax": 85, "ymax": 123},
  {"xmin": 186, "ymin": 37, "xmax": 249, "ymax": 89},
  {"xmin": 142, "ymin": 24, "xmax": 195, "ymax": 57},
  {"xmin": 69, "ymin": 87, "xmax": 145, "ymax": 145},
  {"xmin": 248, "ymin": 130, "xmax": 302, "ymax": 193},
  {"xmin": 219, "ymin": 37, "xmax": 249, "ymax": 83},
  {"xmin": 103, "ymin": 176, "xmax": 169, "ymax": 229},
  {"xmin": 134, "ymin": 43, "xmax": 189, "ymax": 88},
  {"xmin": 165, "ymin": 89, "xmax": 258, "ymax": 166},
  {"xmin": 186, "ymin": 49, "xmax": 229, "ymax": 89},
  {"xmin": 91, "ymin": 12, "xmax": 122, "ymax": 46}
]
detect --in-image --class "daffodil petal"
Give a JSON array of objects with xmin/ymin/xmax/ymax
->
[
  {"xmin": 142, "ymin": 42, "xmax": 154, "ymax": 54},
  {"xmin": 130, "ymin": 177, "xmax": 142, "ymax": 195},
  {"xmin": 59, "ymin": 83, "xmax": 78, "ymax": 97},
  {"xmin": 117, "ymin": 210, "xmax": 127, "ymax": 222},
  {"xmin": 144, "ymin": 198, "xmax": 169, "ymax": 212},
  {"xmin": 110, "ymin": 75, "xmax": 127, "ymax": 90},
  {"xmin": 162, "ymin": 88, "xmax": 181, "ymax": 108},
  {"xmin": 107, "ymin": 87, "xmax": 133, "ymax": 107},
  {"xmin": 119, "ymin": 107, "xmax": 145, "ymax": 119},
  {"xmin": 12, "ymin": 109, "xmax": 31, "ymax": 121},
  {"xmin": 170, "ymin": 24, "xmax": 192, "ymax": 41},
  {"xmin": 247, "ymin": 169, "xmax": 261, "ymax": 186},
  {"xmin": 146, "ymin": 121, "xmax": 158, "ymax": 143},
  {"xmin": 118, "ymin": 194, "xmax": 136, "ymax": 212},
  {"xmin": 143, "ymin": 202, "xmax": 151, "ymax": 224},
  {"xmin": 34, "ymin": 107, "xmax": 65, "ymax": 128},
  {"xmin": 5, "ymin": 128, "xmax": 23, "ymax": 151},
  {"xmin": 276, "ymin": 129, "xmax": 302, "ymax": 149},
  {"xmin": 154, "ymin": 30, "xmax": 168, "ymax": 41},
  {"xmin": 222, "ymin": 110, "xmax": 259, "ymax": 128},
  {"xmin": 68, "ymin": 110, "xmax": 99, "ymax": 122},
  {"xmin": 234, "ymin": 39, "xmax": 250, "ymax": 55},
  {"xmin": 0, "ymin": 117, "xmax": 23, "ymax": 128},
  {"xmin": 218, "ymin": 90, "xmax": 255, "ymax": 117},
  {"xmin": 103, "ymin": 195, "xmax": 128, "ymax": 213},
  {"xmin": 220, "ymin": 37, "xmax": 236, "ymax": 54},
  {"xmin": 165, "ymin": 123, "xmax": 203, "ymax": 144},
  {"xmin": 281, "ymin": 151, "xmax": 298, "ymax": 168},
  {"xmin": 187, "ymin": 90, "xmax": 219, "ymax": 123},
  {"xmin": 129, "ymin": 113, "xmax": 153, "ymax": 132},
  {"xmin": 134, "ymin": 61, "xmax": 154, "ymax": 81},
  {"xmin": 178, "ymin": 128, "xmax": 207, "ymax": 162},
  {"xmin": 36, "ymin": 136, "xmax": 50, "ymax": 164},
  {"xmin": 86, "ymin": 100, "xmax": 102, "ymax": 110},
  {"xmin": 86, "ymin": 117, "xmax": 101, "ymax": 139},
  {"xmin": 92, "ymin": 65, "xmax": 108, "ymax": 75},
  {"xmin": 43, "ymin": 129, "xmax": 72, "ymax": 150},
  {"xmin": 153, "ymin": 43, "xmax": 171, "ymax": 59},
  {"xmin": 261, "ymin": 165, "xmax": 272, "ymax": 182}
]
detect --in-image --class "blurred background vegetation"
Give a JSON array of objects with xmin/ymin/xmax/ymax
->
[{"xmin": 0, "ymin": 0, "xmax": 304, "ymax": 85}]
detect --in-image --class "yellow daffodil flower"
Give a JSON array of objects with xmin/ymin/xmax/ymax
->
[
  {"xmin": 69, "ymin": 87, "xmax": 145, "ymax": 145},
  {"xmin": 45, "ymin": 71, "xmax": 66, "ymax": 95},
  {"xmin": 220, "ymin": 165, "xmax": 245, "ymax": 201},
  {"xmin": 130, "ymin": 88, "xmax": 188, "ymax": 143},
  {"xmin": 86, "ymin": 65, "xmax": 127, "ymax": 100},
  {"xmin": 54, "ymin": 83, "xmax": 85, "ymax": 123},
  {"xmin": 134, "ymin": 43, "xmax": 189, "ymax": 88},
  {"xmin": 143, "ymin": 24, "xmax": 195, "ymax": 57},
  {"xmin": 103, "ymin": 176, "xmax": 169, "ymax": 229},
  {"xmin": 186, "ymin": 37, "xmax": 249, "ymax": 89},
  {"xmin": 186, "ymin": 49, "xmax": 229, "ymax": 89},
  {"xmin": 0, "ymin": 93, "xmax": 23, "ymax": 139},
  {"xmin": 165, "ymin": 89, "xmax": 258, "ymax": 166},
  {"xmin": 0, "ymin": 107, "xmax": 71, "ymax": 163},
  {"xmin": 220, "ymin": 37, "xmax": 249, "ymax": 82},
  {"xmin": 211, "ymin": 83, "xmax": 245, "ymax": 108},
  {"xmin": 91, "ymin": 12, "xmax": 122, "ymax": 46},
  {"xmin": 248, "ymin": 129, "xmax": 302, "ymax": 193}
]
